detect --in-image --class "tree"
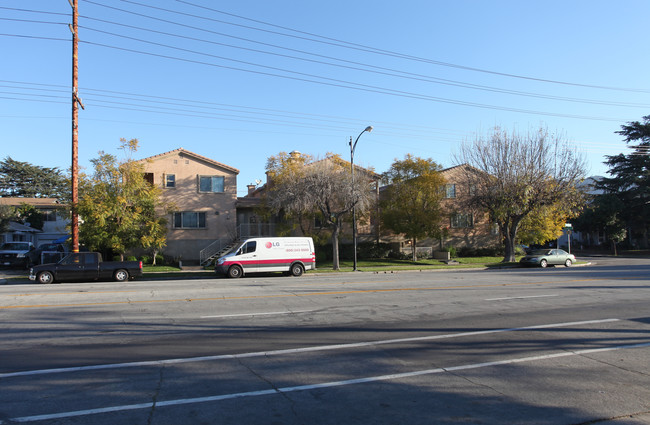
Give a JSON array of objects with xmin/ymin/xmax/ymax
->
[
  {"xmin": 0, "ymin": 204, "xmax": 15, "ymax": 233},
  {"xmin": 14, "ymin": 203, "xmax": 44, "ymax": 230},
  {"xmin": 454, "ymin": 127, "xmax": 587, "ymax": 262},
  {"xmin": 574, "ymin": 193, "xmax": 626, "ymax": 254},
  {"xmin": 596, "ymin": 115, "xmax": 650, "ymax": 248},
  {"xmin": 265, "ymin": 151, "xmax": 315, "ymax": 236},
  {"xmin": 517, "ymin": 196, "xmax": 583, "ymax": 246},
  {"xmin": 380, "ymin": 155, "xmax": 446, "ymax": 261},
  {"xmin": 75, "ymin": 139, "xmax": 172, "ymax": 259},
  {"xmin": 265, "ymin": 153, "xmax": 375, "ymax": 270},
  {"xmin": 0, "ymin": 157, "xmax": 68, "ymax": 198}
]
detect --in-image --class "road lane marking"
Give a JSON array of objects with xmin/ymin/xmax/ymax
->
[
  {"xmin": 3, "ymin": 339, "xmax": 648, "ymax": 424},
  {"xmin": 0, "ymin": 318, "xmax": 619, "ymax": 379},
  {"xmin": 200, "ymin": 309, "xmax": 314, "ymax": 318},
  {"xmin": 486, "ymin": 294, "xmax": 559, "ymax": 301},
  {"xmin": 0, "ymin": 277, "xmax": 615, "ymax": 310}
]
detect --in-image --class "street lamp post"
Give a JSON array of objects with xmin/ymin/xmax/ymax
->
[{"xmin": 349, "ymin": 126, "xmax": 373, "ymax": 271}]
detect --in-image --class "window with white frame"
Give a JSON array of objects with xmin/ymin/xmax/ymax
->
[
  {"xmin": 198, "ymin": 175, "xmax": 225, "ymax": 193},
  {"xmin": 450, "ymin": 213, "xmax": 473, "ymax": 228},
  {"xmin": 445, "ymin": 184, "xmax": 456, "ymax": 198},
  {"xmin": 173, "ymin": 212, "xmax": 206, "ymax": 229}
]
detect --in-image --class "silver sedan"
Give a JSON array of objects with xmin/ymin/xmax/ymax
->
[{"xmin": 520, "ymin": 248, "xmax": 576, "ymax": 268}]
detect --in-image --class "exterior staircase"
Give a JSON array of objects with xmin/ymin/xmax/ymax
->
[
  {"xmin": 199, "ymin": 238, "xmax": 240, "ymax": 266},
  {"xmin": 198, "ymin": 223, "xmax": 277, "ymax": 266}
]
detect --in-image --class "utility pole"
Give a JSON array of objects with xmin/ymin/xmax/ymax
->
[{"xmin": 69, "ymin": 0, "xmax": 83, "ymax": 252}]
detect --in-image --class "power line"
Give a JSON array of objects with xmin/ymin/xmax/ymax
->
[
  {"xmin": 167, "ymin": 0, "xmax": 650, "ymax": 94},
  {"xmin": 75, "ymin": 16, "xmax": 650, "ymax": 109},
  {"xmin": 0, "ymin": 81, "xmax": 467, "ymax": 139},
  {"xmin": 0, "ymin": 6, "xmax": 69, "ymax": 17},
  {"xmin": 77, "ymin": 34, "xmax": 626, "ymax": 123}
]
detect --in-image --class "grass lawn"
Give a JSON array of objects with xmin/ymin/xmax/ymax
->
[
  {"xmin": 311, "ymin": 256, "xmax": 520, "ymax": 273},
  {"xmin": 139, "ymin": 257, "xmax": 517, "ymax": 277}
]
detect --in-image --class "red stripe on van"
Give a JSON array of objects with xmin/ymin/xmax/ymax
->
[{"xmin": 222, "ymin": 258, "xmax": 314, "ymax": 267}]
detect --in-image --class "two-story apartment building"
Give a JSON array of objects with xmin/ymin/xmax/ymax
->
[
  {"xmin": 140, "ymin": 148, "xmax": 239, "ymax": 263},
  {"xmin": 438, "ymin": 164, "xmax": 500, "ymax": 250},
  {"xmin": 138, "ymin": 149, "xmax": 497, "ymax": 263}
]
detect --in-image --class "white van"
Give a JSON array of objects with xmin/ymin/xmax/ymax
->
[{"xmin": 215, "ymin": 237, "xmax": 316, "ymax": 278}]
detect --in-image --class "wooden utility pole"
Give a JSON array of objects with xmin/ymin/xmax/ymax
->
[{"xmin": 69, "ymin": 0, "xmax": 83, "ymax": 252}]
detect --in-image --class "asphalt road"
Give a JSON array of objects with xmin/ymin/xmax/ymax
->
[{"xmin": 0, "ymin": 257, "xmax": 649, "ymax": 424}]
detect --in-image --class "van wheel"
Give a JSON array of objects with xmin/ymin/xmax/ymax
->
[
  {"xmin": 228, "ymin": 265, "xmax": 243, "ymax": 278},
  {"xmin": 113, "ymin": 269, "xmax": 129, "ymax": 282},
  {"xmin": 37, "ymin": 271, "xmax": 54, "ymax": 284},
  {"xmin": 290, "ymin": 263, "xmax": 304, "ymax": 277}
]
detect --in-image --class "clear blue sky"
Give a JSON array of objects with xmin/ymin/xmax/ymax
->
[{"xmin": 2, "ymin": 1, "xmax": 649, "ymax": 196}]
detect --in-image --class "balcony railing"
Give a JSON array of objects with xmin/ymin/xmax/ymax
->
[{"xmin": 237, "ymin": 223, "xmax": 276, "ymax": 238}]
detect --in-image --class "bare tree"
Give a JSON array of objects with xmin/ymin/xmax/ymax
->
[
  {"xmin": 265, "ymin": 154, "xmax": 374, "ymax": 270},
  {"xmin": 454, "ymin": 127, "xmax": 587, "ymax": 262}
]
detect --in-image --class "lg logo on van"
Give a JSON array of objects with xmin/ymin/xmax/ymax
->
[{"xmin": 265, "ymin": 242, "xmax": 280, "ymax": 249}]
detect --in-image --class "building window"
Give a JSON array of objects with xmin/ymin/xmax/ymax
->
[
  {"xmin": 143, "ymin": 173, "xmax": 154, "ymax": 186},
  {"xmin": 173, "ymin": 212, "xmax": 206, "ymax": 229},
  {"xmin": 445, "ymin": 184, "xmax": 456, "ymax": 199},
  {"xmin": 450, "ymin": 213, "xmax": 473, "ymax": 228},
  {"xmin": 165, "ymin": 174, "xmax": 176, "ymax": 188},
  {"xmin": 199, "ymin": 175, "xmax": 224, "ymax": 193},
  {"xmin": 42, "ymin": 210, "xmax": 58, "ymax": 222}
]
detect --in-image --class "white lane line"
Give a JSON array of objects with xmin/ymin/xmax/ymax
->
[
  {"xmin": 0, "ymin": 318, "xmax": 619, "ymax": 379},
  {"xmin": 4, "ymin": 340, "xmax": 649, "ymax": 424},
  {"xmin": 486, "ymin": 294, "xmax": 559, "ymax": 301},
  {"xmin": 201, "ymin": 310, "xmax": 314, "ymax": 319}
]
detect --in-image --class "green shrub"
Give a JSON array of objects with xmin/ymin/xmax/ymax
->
[
  {"xmin": 358, "ymin": 242, "xmax": 392, "ymax": 259},
  {"xmin": 126, "ymin": 255, "xmax": 137, "ymax": 262},
  {"xmin": 443, "ymin": 246, "xmax": 457, "ymax": 257},
  {"xmin": 457, "ymin": 246, "xmax": 503, "ymax": 257}
]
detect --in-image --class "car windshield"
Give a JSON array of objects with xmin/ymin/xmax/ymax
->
[
  {"xmin": 531, "ymin": 249, "xmax": 552, "ymax": 255},
  {"xmin": 0, "ymin": 242, "xmax": 30, "ymax": 250}
]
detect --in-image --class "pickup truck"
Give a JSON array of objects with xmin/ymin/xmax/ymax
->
[
  {"xmin": 29, "ymin": 252, "xmax": 143, "ymax": 284},
  {"xmin": 0, "ymin": 242, "xmax": 35, "ymax": 268}
]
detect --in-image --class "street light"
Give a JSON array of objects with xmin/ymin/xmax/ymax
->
[{"xmin": 349, "ymin": 125, "xmax": 373, "ymax": 271}]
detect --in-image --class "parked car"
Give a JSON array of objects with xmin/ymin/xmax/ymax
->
[
  {"xmin": 0, "ymin": 241, "xmax": 35, "ymax": 268},
  {"xmin": 29, "ymin": 252, "xmax": 143, "ymax": 283},
  {"xmin": 520, "ymin": 249, "xmax": 575, "ymax": 268},
  {"xmin": 28, "ymin": 243, "xmax": 67, "ymax": 265},
  {"xmin": 215, "ymin": 237, "xmax": 316, "ymax": 278}
]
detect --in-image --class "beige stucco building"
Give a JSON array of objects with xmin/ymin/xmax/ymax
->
[{"xmin": 140, "ymin": 148, "xmax": 239, "ymax": 262}]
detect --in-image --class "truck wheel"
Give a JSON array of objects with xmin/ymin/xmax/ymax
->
[
  {"xmin": 228, "ymin": 265, "xmax": 243, "ymax": 278},
  {"xmin": 290, "ymin": 263, "xmax": 304, "ymax": 277},
  {"xmin": 113, "ymin": 269, "xmax": 129, "ymax": 282},
  {"xmin": 37, "ymin": 271, "xmax": 54, "ymax": 284}
]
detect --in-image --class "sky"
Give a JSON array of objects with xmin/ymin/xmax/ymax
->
[{"xmin": 1, "ymin": 0, "xmax": 649, "ymax": 196}]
